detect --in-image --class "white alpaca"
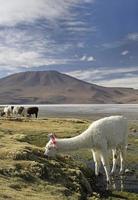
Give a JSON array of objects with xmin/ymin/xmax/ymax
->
[
  {"xmin": 44, "ymin": 116, "xmax": 128, "ymax": 183},
  {"xmin": 3, "ymin": 106, "xmax": 14, "ymax": 117},
  {"xmin": 13, "ymin": 106, "xmax": 25, "ymax": 117}
]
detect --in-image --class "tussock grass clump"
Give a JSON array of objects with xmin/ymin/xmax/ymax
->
[{"xmin": 0, "ymin": 146, "xmax": 95, "ymax": 199}]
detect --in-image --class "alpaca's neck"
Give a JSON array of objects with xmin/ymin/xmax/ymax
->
[{"xmin": 56, "ymin": 130, "xmax": 92, "ymax": 152}]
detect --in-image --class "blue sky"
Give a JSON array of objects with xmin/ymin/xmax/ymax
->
[{"xmin": 0, "ymin": 0, "xmax": 138, "ymax": 88}]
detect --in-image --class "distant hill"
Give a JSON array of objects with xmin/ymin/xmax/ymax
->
[{"xmin": 0, "ymin": 70, "xmax": 138, "ymax": 104}]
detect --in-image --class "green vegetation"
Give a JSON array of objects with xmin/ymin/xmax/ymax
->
[{"xmin": 0, "ymin": 117, "xmax": 138, "ymax": 200}]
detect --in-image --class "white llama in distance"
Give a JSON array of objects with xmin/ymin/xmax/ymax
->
[{"xmin": 44, "ymin": 116, "xmax": 128, "ymax": 183}]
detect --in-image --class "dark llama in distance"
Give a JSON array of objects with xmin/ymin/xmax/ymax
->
[{"xmin": 27, "ymin": 107, "xmax": 39, "ymax": 118}]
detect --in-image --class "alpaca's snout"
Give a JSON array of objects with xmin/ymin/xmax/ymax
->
[
  {"xmin": 45, "ymin": 155, "xmax": 49, "ymax": 159},
  {"xmin": 44, "ymin": 152, "xmax": 49, "ymax": 158}
]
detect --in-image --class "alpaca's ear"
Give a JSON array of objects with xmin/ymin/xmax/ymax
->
[
  {"xmin": 47, "ymin": 133, "xmax": 57, "ymax": 147},
  {"xmin": 48, "ymin": 133, "xmax": 56, "ymax": 140}
]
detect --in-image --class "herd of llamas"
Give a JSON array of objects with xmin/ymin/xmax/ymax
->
[{"xmin": 0, "ymin": 105, "xmax": 39, "ymax": 118}]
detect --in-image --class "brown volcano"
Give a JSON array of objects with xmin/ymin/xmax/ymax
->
[{"xmin": 0, "ymin": 70, "xmax": 137, "ymax": 104}]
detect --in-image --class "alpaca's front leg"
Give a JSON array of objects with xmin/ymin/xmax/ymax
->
[
  {"xmin": 100, "ymin": 150, "xmax": 110, "ymax": 184},
  {"xmin": 91, "ymin": 149, "xmax": 101, "ymax": 176}
]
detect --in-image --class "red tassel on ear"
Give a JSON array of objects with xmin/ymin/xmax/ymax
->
[
  {"xmin": 49, "ymin": 133, "xmax": 56, "ymax": 145},
  {"xmin": 52, "ymin": 138, "xmax": 56, "ymax": 145}
]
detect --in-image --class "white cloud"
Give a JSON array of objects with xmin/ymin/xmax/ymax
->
[
  {"xmin": 0, "ymin": 28, "xmax": 76, "ymax": 69},
  {"xmin": 97, "ymin": 77, "xmax": 138, "ymax": 89},
  {"xmin": 66, "ymin": 67, "xmax": 138, "ymax": 89},
  {"xmin": 127, "ymin": 33, "xmax": 138, "ymax": 41},
  {"xmin": 0, "ymin": 0, "xmax": 85, "ymax": 26},
  {"xmin": 0, "ymin": 0, "xmax": 97, "ymax": 71},
  {"xmin": 80, "ymin": 55, "xmax": 96, "ymax": 61},
  {"xmin": 66, "ymin": 25, "xmax": 96, "ymax": 33},
  {"xmin": 0, "ymin": 0, "xmax": 96, "ymax": 26},
  {"xmin": 121, "ymin": 50, "xmax": 129, "ymax": 56},
  {"xmin": 0, "ymin": 47, "xmax": 72, "ymax": 67},
  {"xmin": 80, "ymin": 55, "xmax": 87, "ymax": 61},
  {"xmin": 87, "ymin": 56, "xmax": 95, "ymax": 61}
]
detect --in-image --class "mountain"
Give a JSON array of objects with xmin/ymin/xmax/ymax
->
[{"xmin": 0, "ymin": 70, "xmax": 138, "ymax": 104}]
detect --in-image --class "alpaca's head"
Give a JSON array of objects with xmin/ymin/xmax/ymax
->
[{"xmin": 44, "ymin": 133, "xmax": 57, "ymax": 157}]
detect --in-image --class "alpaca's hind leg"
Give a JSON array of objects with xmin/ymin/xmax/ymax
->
[
  {"xmin": 119, "ymin": 146, "xmax": 127, "ymax": 174},
  {"xmin": 111, "ymin": 149, "xmax": 118, "ymax": 175},
  {"xmin": 91, "ymin": 149, "xmax": 101, "ymax": 176}
]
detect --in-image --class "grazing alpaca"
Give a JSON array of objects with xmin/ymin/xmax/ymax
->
[
  {"xmin": 26, "ymin": 107, "xmax": 39, "ymax": 118},
  {"xmin": 44, "ymin": 116, "xmax": 128, "ymax": 184},
  {"xmin": 2, "ymin": 106, "xmax": 14, "ymax": 117},
  {"xmin": 13, "ymin": 106, "xmax": 25, "ymax": 117}
]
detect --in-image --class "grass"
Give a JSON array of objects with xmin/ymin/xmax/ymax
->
[{"xmin": 0, "ymin": 117, "xmax": 138, "ymax": 200}]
